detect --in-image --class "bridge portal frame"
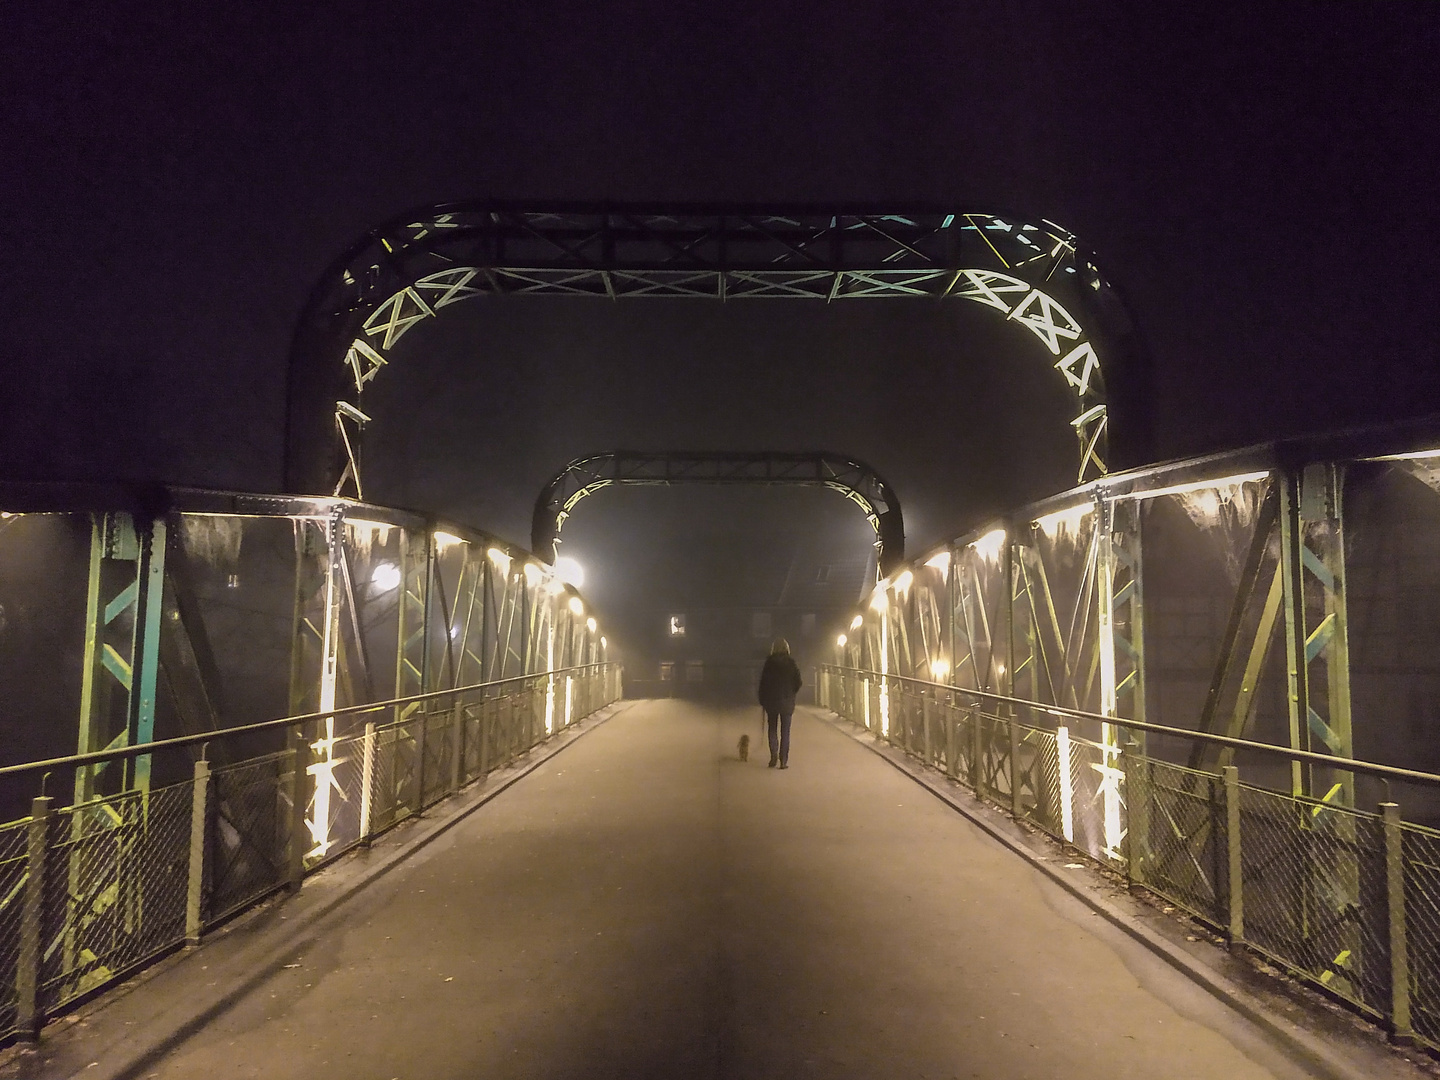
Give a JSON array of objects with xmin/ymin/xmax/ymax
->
[
  {"xmin": 531, "ymin": 450, "xmax": 904, "ymax": 577},
  {"xmin": 284, "ymin": 202, "xmax": 1150, "ymax": 501}
]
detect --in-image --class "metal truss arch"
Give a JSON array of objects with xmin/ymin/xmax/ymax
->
[
  {"xmin": 284, "ymin": 202, "xmax": 1150, "ymax": 499},
  {"xmin": 531, "ymin": 450, "xmax": 905, "ymax": 578}
]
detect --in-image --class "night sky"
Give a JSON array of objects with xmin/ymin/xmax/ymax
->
[{"xmin": 3, "ymin": 4, "xmax": 1437, "ymax": 556}]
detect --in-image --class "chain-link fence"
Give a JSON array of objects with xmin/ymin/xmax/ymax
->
[
  {"xmin": 821, "ymin": 664, "xmax": 1440, "ymax": 1049},
  {"xmin": 0, "ymin": 662, "xmax": 621, "ymax": 1043}
]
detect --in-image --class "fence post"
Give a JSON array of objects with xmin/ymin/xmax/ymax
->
[
  {"xmin": 16, "ymin": 795, "xmax": 53, "ymax": 1040},
  {"xmin": 1381, "ymin": 802, "xmax": 1414, "ymax": 1044},
  {"xmin": 922, "ymin": 696, "xmax": 933, "ymax": 763},
  {"xmin": 1223, "ymin": 765, "xmax": 1244, "ymax": 948},
  {"xmin": 971, "ymin": 708, "xmax": 984, "ymax": 795},
  {"xmin": 946, "ymin": 703, "xmax": 959, "ymax": 781},
  {"xmin": 1009, "ymin": 710, "xmax": 1023, "ymax": 818},
  {"xmin": 478, "ymin": 699, "xmax": 492, "ymax": 781},
  {"xmin": 186, "ymin": 759, "xmax": 211, "ymax": 946},
  {"xmin": 413, "ymin": 709, "xmax": 428, "ymax": 813},
  {"xmin": 1121, "ymin": 741, "xmax": 1143, "ymax": 888},
  {"xmin": 287, "ymin": 733, "xmax": 311, "ymax": 893},
  {"xmin": 358, "ymin": 721, "xmax": 376, "ymax": 844},
  {"xmin": 450, "ymin": 700, "xmax": 466, "ymax": 792}
]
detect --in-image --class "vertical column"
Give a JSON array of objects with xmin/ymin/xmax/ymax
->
[
  {"xmin": 1224, "ymin": 765, "xmax": 1245, "ymax": 948},
  {"xmin": 16, "ymin": 796, "xmax": 53, "ymax": 1040},
  {"xmin": 1382, "ymin": 803, "xmax": 1413, "ymax": 1044},
  {"xmin": 74, "ymin": 513, "xmax": 168, "ymax": 801},
  {"xmin": 186, "ymin": 759, "xmax": 210, "ymax": 945}
]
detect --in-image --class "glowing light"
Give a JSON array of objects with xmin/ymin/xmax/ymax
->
[
  {"xmin": 1119, "ymin": 470, "xmax": 1270, "ymax": 502},
  {"xmin": 370, "ymin": 563, "xmax": 401, "ymax": 591},
  {"xmin": 850, "ymin": 615, "xmax": 864, "ymax": 630},
  {"xmin": 1056, "ymin": 727, "xmax": 1075, "ymax": 842},
  {"xmin": 869, "ymin": 590, "xmax": 888, "ymax": 612},
  {"xmin": 600, "ymin": 636, "xmax": 607, "ymax": 649},
  {"xmin": 1034, "ymin": 504, "xmax": 1091, "ymax": 538},
  {"xmin": 893, "ymin": 570, "xmax": 913, "ymax": 594},
  {"xmin": 929, "ymin": 659, "xmax": 950, "ymax": 681},
  {"xmin": 487, "ymin": 546, "xmax": 513, "ymax": 573},
  {"xmin": 433, "ymin": 530, "xmax": 467, "ymax": 551},
  {"xmin": 971, "ymin": 528, "xmax": 1007, "ymax": 562},
  {"xmin": 587, "ymin": 617, "xmax": 597, "ymax": 632},
  {"xmin": 836, "ymin": 634, "xmax": 848, "ymax": 648},
  {"xmin": 554, "ymin": 556, "xmax": 585, "ymax": 588},
  {"xmin": 522, "ymin": 562, "xmax": 543, "ymax": 586},
  {"xmin": 1369, "ymin": 448, "xmax": 1440, "ymax": 462},
  {"xmin": 924, "ymin": 550, "xmax": 951, "ymax": 574},
  {"xmin": 568, "ymin": 596, "xmax": 585, "ymax": 616},
  {"xmin": 346, "ymin": 518, "xmax": 392, "ymax": 533}
]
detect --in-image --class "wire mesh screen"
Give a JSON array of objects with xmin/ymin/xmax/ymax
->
[
  {"xmin": 1403, "ymin": 824, "xmax": 1440, "ymax": 1044},
  {"xmin": 1239, "ymin": 785, "xmax": 1389, "ymax": 1016},
  {"xmin": 0, "ymin": 819, "xmax": 31, "ymax": 1037},
  {"xmin": 210, "ymin": 752, "xmax": 292, "ymax": 920},
  {"xmin": 1134, "ymin": 758, "xmax": 1224, "ymax": 924},
  {"xmin": 41, "ymin": 783, "xmax": 193, "ymax": 1014}
]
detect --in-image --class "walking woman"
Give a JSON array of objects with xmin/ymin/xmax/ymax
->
[{"xmin": 758, "ymin": 638, "xmax": 803, "ymax": 769}]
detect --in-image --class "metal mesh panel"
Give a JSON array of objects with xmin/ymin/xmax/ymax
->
[
  {"xmin": 418, "ymin": 708, "xmax": 455, "ymax": 808},
  {"xmin": 323, "ymin": 731, "xmax": 368, "ymax": 856},
  {"xmin": 1020, "ymin": 725, "xmax": 1062, "ymax": 837},
  {"xmin": 0, "ymin": 819, "xmax": 31, "ymax": 1037},
  {"xmin": 1135, "ymin": 758, "xmax": 1224, "ymax": 924},
  {"xmin": 1239, "ymin": 785, "xmax": 1389, "ymax": 1015},
  {"xmin": 41, "ymin": 783, "xmax": 192, "ymax": 1013},
  {"xmin": 210, "ymin": 752, "xmax": 292, "ymax": 919},
  {"xmin": 1402, "ymin": 824, "xmax": 1440, "ymax": 1044}
]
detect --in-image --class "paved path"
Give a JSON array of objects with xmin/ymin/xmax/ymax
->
[{"xmin": 129, "ymin": 702, "xmax": 1336, "ymax": 1079}]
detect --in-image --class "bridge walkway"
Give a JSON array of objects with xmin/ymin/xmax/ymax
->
[{"xmin": 19, "ymin": 701, "xmax": 1418, "ymax": 1080}]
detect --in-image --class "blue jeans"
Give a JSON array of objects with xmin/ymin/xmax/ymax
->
[{"xmin": 766, "ymin": 710, "xmax": 792, "ymax": 765}]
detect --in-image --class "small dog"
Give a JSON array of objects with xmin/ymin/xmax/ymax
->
[{"xmin": 738, "ymin": 733, "xmax": 750, "ymax": 762}]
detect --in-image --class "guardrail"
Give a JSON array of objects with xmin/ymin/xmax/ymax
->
[
  {"xmin": 819, "ymin": 664, "xmax": 1440, "ymax": 1050},
  {"xmin": 0, "ymin": 662, "xmax": 622, "ymax": 1043}
]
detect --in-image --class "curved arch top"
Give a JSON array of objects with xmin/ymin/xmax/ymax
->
[
  {"xmin": 532, "ymin": 450, "xmax": 905, "ymax": 578},
  {"xmin": 284, "ymin": 202, "xmax": 1150, "ymax": 499}
]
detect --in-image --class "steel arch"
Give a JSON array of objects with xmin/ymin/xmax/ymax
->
[
  {"xmin": 283, "ymin": 202, "xmax": 1150, "ymax": 498},
  {"xmin": 531, "ymin": 450, "xmax": 905, "ymax": 578}
]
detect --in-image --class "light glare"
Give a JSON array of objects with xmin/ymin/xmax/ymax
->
[
  {"xmin": 554, "ymin": 556, "xmax": 585, "ymax": 588},
  {"xmin": 370, "ymin": 563, "xmax": 401, "ymax": 591}
]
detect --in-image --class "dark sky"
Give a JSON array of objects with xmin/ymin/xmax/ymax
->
[{"xmin": 2, "ymin": 3, "xmax": 1437, "ymax": 554}]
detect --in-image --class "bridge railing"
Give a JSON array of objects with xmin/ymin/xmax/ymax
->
[
  {"xmin": 820, "ymin": 664, "xmax": 1440, "ymax": 1050},
  {"xmin": 0, "ymin": 662, "xmax": 622, "ymax": 1044}
]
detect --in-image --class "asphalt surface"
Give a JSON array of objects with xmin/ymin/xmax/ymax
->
[{"xmin": 25, "ymin": 701, "xmax": 1415, "ymax": 1079}]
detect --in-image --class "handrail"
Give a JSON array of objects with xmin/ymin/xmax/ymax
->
[
  {"xmin": 0, "ymin": 662, "xmax": 619, "ymax": 780},
  {"xmin": 822, "ymin": 664, "xmax": 1440, "ymax": 789}
]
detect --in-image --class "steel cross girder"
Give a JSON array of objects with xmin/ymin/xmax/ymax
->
[
  {"xmin": 531, "ymin": 449, "xmax": 906, "ymax": 578},
  {"xmin": 285, "ymin": 203, "xmax": 1149, "ymax": 501}
]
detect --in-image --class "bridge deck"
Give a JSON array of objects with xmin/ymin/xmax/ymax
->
[{"xmin": 44, "ymin": 703, "xmax": 1379, "ymax": 1078}]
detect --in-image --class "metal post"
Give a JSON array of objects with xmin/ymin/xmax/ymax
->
[
  {"xmin": 1224, "ymin": 765, "xmax": 1244, "ymax": 947},
  {"xmin": 358, "ymin": 721, "xmax": 376, "ymax": 843},
  {"xmin": 1382, "ymin": 803, "xmax": 1413, "ymax": 1044},
  {"xmin": 17, "ymin": 796, "xmax": 53, "ymax": 1040},
  {"xmin": 971, "ymin": 706, "xmax": 984, "ymax": 794},
  {"xmin": 450, "ymin": 700, "xmax": 465, "ymax": 792},
  {"xmin": 946, "ymin": 701, "xmax": 959, "ymax": 781},
  {"xmin": 186, "ymin": 759, "xmax": 210, "ymax": 945},
  {"xmin": 1009, "ymin": 711, "xmax": 1023, "ymax": 818},
  {"xmin": 287, "ymin": 734, "xmax": 310, "ymax": 892},
  {"xmin": 413, "ymin": 709, "xmax": 428, "ymax": 813},
  {"xmin": 478, "ymin": 699, "xmax": 492, "ymax": 780},
  {"xmin": 1121, "ymin": 741, "xmax": 1142, "ymax": 887}
]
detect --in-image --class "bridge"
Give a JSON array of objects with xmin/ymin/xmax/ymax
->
[{"xmin": 1, "ymin": 204, "xmax": 1438, "ymax": 1078}]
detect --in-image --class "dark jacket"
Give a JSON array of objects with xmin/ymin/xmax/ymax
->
[{"xmin": 758, "ymin": 653, "xmax": 803, "ymax": 714}]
